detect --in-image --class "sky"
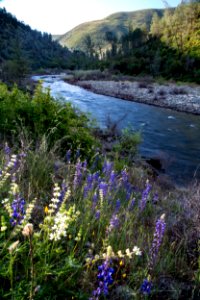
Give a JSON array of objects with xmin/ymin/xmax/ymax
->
[{"xmin": 0, "ymin": 0, "xmax": 181, "ymax": 35}]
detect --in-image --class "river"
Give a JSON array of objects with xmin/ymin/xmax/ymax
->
[{"xmin": 33, "ymin": 75, "xmax": 200, "ymax": 185}]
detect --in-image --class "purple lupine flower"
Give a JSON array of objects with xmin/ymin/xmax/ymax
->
[
  {"xmin": 54, "ymin": 162, "xmax": 60, "ymax": 174},
  {"xmin": 66, "ymin": 149, "xmax": 71, "ymax": 163},
  {"xmin": 19, "ymin": 151, "xmax": 26, "ymax": 159},
  {"xmin": 99, "ymin": 182, "xmax": 108, "ymax": 198},
  {"xmin": 92, "ymin": 193, "xmax": 98, "ymax": 204},
  {"xmin": 90, "ymin": 259, "xmax": 114, "ymax": 299},
  {"xmin": 109, "ymin": 171, "xmax": 117, "ymax": 188},
  {"xmin": 115, "ymin": 199, "xmax": 121, "ymax": 212},
  {"xmin": 139, "ymin": 180, "xmax": 152, "ymax": 211},
  {"xmin": 129, "ymin": 198, "xmax": 135, "ymax": 211},
  {"xmin": 92, "ymin": 193, "xmax": 98, "ymax": 211},
  {"xmin": 149, "ymin": 214, "xmax": 166, "ymax": 269},
  {"xmin": 58, "ymin": 182, "xmax": 67, "ymax": 203},
  {"xmin": 153, "ymin": 192, "xmax": 159, "ymax": 204},
  {"xmin": 87, "ymin": 174, "xmax": 93, "ymax": 187},
  {"xmin": 83, "ymin": 184, "xmax": 90, "ymax": 198},
  {"xmin": 103, "ymin": 161, "xmax": 113, "ymax": 177},
  {"xmin": 83, "ymin": 160, "xmax": 87, "ymax": 171},
  {"xmin": 84, "ymin": 174, "xmax": 94, "ymax": 198},
  {"xmin": 4, "ymin": 143, "xmax": 11, "ymax": 155},
  {"xmin": 126, "ymin": 191, "xmax": 131, "ymax": 201},
  {"xmin": 140, "ymin": 278, "xmax": 153, "ymax": 295},
  {"xmin": 73, "ymin": 160, "xmax": 82, "ymax": 189},
  {"xmin": 93, "ymin": 171, "xmax": 100, "ymax": 183},
  {"xmin": 121, "ymin": 168, "xmax": 128, "ymax": 184},
  {"xmin": 10, "ymin": 196, "xmax": 26, "ymax": 226},
  {"xmin": 107, "ymin": 213, "xmax": 119, "ymax": 233},
  {"xmin": 95, "ymin": 210, "xmax": 100, "ymax": 220}
]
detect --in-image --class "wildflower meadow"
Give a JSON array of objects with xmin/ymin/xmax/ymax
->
[
  {"xmin": 0, "ymin": 143, "xmax": 199, "ymax": 300},
  {"xmin": 0, "ymin": 83, "xmax": 200, "ymax": 299}
]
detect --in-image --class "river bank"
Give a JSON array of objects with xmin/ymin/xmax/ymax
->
[{"xmin": 66, "ymin": 77, "xmax": 200, "ymax": 115}]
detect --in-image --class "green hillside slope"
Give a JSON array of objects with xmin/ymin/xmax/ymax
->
[{"xmin": 55, "ymin": 9, "xmax": 164, "ymax": 51}]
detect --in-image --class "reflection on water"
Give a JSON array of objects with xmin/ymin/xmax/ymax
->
[{"xmin": 33, "ymin": 75, "xmax": 200, "ymax": 184}]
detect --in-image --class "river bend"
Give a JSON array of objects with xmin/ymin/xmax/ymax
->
[{"xmin": 33, "ymin": 75, "xmax": 200, "ymax": 185}]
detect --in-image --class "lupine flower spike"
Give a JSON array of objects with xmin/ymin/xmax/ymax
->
[{"xmin": 149, "ymin": 214, "xmax": 166, "ymax": 270}]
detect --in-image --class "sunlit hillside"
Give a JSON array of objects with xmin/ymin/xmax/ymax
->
[{"xmin": 54, "ymin": 9, "xmax": 165, "ymax": 51}]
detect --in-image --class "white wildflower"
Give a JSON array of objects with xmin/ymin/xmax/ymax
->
[
  {"xmin": 125, "ymin": 248, "xmax": 133, "ymax": 258},
  {"xmin": 117, "ymin": 250, "xmax": 125, "ymax": 258},
  {"xmin": 132, "ymin": 246, "xmax": 142, "ymax": 256},
  {"xmin": 8, "ymin": 240, "xmax": 20, "ymax": 253},
  {"xmin": 22, "ymin": 223, "xmax": 34, "ymax": 237}
]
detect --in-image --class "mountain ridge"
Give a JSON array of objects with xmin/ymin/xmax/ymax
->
[{"xmin": 53, "ymin": 9, "xmax": 165, "ymax": 51}]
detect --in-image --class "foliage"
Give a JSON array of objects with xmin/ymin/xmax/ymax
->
[
  {"xmin": 0, "ymin": 144, "xmax": 199, "ymax": 299},
  {"xmin": 0, "ymin": 82, "xmax": 97, "ymax": 158},
  {"xmin": 55, "ymin": 3, "xmax": 200, "ymax": 82},
  {"xmin": 113, "ymin": 127, "xmax": 141, "ymax": 160}
]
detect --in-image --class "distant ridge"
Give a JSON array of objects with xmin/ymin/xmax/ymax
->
[{"xmin": 53, "ymin": 9, "xmax": 165, "ymax": 51}]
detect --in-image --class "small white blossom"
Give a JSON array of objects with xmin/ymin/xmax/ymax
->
[
  {"xmin": 117, "ymin": 250, "xmax": 125, "ymax": 258},
  {"xmin": 8, "ymin": 240, "xmax": 20, "ymax": 253},
  {"xmin": 22, "ymin": 223, "xmax": 34, "ymax": 237},
  {"xmin": 125, "ymin": 248, "xmax": 133, "ymax": 258},
  {"xmin": 132, "ymin": 246, "xmax": 142, "ymax": 256}
]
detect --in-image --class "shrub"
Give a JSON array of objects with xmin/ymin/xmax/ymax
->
[
  {"xmin": 0, "ymin": 82, "xmax": 97, "ymax": 159},
  {"xmin": 113, "ymin": 127, "xmax": 141, "ymax": 159},
  {"xmin": 137, "ymin": 81, "xmax": 148, "ymax": 89},
  {"xmin": 170, "ymin": 87, "xmax": 188, "ymax": 95}
]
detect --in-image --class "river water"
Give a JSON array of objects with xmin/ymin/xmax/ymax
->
[{"xmin": 33, "ymin": 75, "xmax": 200, "ymax": 185}]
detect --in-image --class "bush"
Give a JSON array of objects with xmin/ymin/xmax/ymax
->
[
  {"xmin": 0, "ymin": 82, "xmax": 97, "ymax": 159},
  {"xmin": 113, "ymin": 127, "xmax": 141, "ymax": 159}
]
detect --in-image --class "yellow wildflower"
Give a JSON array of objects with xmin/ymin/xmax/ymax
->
[
  {"xmin": 44, "ymin": 206, "xmax": 49, "ymax": 214},
  {"xmin": 119, "ymin": 260, "xmax": 123, "ymax": 266}
]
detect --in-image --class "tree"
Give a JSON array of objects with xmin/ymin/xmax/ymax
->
[
  {"xmin": 83, "ymin": 34, "xmax": 95, "ymax": 58},
  {"xmin": 105, "ymin": 31, "xmax": 118, "ymax": 57},
  {"xmin": 150, "ymin": 13, "xmax": 162, "ymax": 37}
]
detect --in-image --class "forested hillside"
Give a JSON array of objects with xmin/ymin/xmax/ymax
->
[
  {"xmin": 1, "ymin": 2, "xmax": 199, "ymax": 83},
  {"xmin": 53, "ymin": 2, "xmax": 200, "ymax": 82},
  {"xmin": 54, "ymin": 9, "xmax": 165, "ymax": 52},
  {"xmin": 86, "ymin": 2, "xmax": 200, "ymax": 82},
  {"xmin": 0, "ymin": 8, "xmax": 88, "ymax": 83}
]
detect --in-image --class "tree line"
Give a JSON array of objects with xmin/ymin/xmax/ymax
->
[
  {"xmin": 0, "ymin": 8, "xmax": 91, "ymax": 84},
  {"xmin": 0, "ymin": 1, "xmax": 199, "ymax": 84},
  {"xmin": 83, "ymin": 1, "xmax": 200, "ymax": 82}
]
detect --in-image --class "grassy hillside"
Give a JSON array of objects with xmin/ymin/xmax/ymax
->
[{"xmin": 54, "ymin": 9, "xmax": 164, "ymax": 51}]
